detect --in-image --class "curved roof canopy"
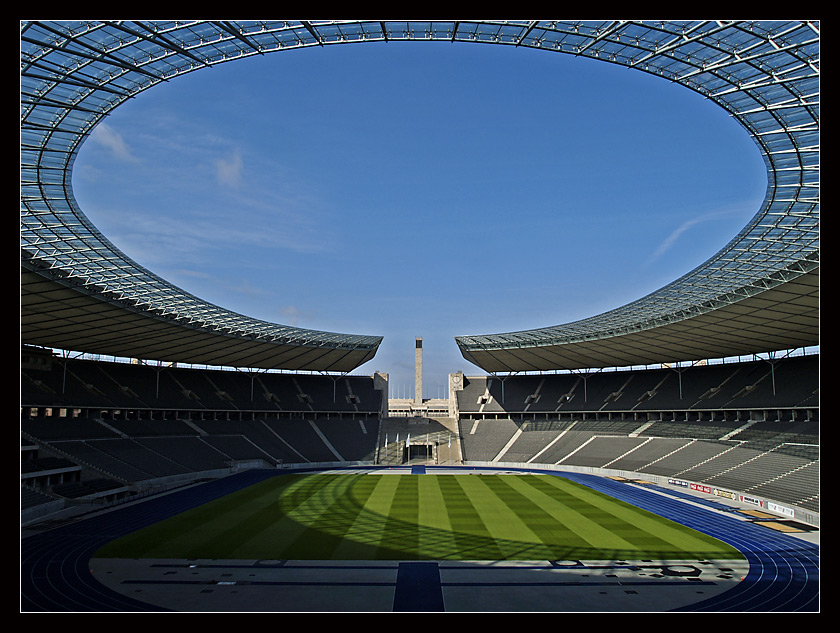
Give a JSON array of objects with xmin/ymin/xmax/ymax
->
[{"xmin": 20, "ymin": 21, "xmax": 818, "ymax": 373}]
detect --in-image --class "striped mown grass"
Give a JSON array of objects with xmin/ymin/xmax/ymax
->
[{"xmin": 93, "ymin": 473, "xmax": 743, "ymax": 561}]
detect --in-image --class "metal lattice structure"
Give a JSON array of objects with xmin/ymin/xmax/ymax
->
[{"xmin": 20, "ymin": 21, "xmax": 818, "ymax": 373}]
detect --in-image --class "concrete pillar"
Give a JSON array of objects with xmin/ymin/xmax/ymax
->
[
  {"xmin": 448, "ymin": 371, "xmax": 464, "ymax": 418},
  {"xmin": 415, "ymin": 337, "xmax": 423, "ymax": 406},
  {"xmin": 374, "ymin": 371, "xmax": 389, "ymax": 417}
]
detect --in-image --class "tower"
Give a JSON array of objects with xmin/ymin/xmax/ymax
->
[{"xmin": 415, "ymin": 337, "xmax": 423, "ymax": 406}]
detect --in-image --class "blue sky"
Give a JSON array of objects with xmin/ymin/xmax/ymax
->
[{"xmin": 71, "ymin": 41, "xmax": 768, "ymax": 398}]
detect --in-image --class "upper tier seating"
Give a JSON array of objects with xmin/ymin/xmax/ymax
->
[
  {"xmin": 456, "ymin": 355, "xmax": 818, "ymax": 416},
  {"xmin": 22, "ymin": 356, "xmax": 383, "ymax": 415}
]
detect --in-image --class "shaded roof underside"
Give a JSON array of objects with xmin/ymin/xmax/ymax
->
[
  {"xmin": 460, "ymin": 268, "xmax": 819, "ymax": 372},
  {"xmin": 20, "ymin": 20, "xmax": 819, "ymax": 372},
  {"xmin": 20, "ymin": 258, "xmax": 378, "ymax": 373}
]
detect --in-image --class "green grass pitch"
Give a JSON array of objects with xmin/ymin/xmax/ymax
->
[{"xmin": 93, "ymin": 473, "xmax": 743, "ymax": 561}]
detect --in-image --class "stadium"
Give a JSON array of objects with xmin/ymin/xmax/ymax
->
[{"xmin": 20, "ymin": 20, "xmax": 818, "ymax": 613}]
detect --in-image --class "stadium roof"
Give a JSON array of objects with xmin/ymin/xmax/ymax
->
[
  {"xmin": 20, "ymin": 21, "xmax": 818, "ymax": 373},
  {"xmin": 454, "ymin": 21, "xmax": 819, "ymax": 371}
]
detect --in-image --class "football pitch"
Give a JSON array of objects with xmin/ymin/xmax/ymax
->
[{"xmin": 93, "ymin": 473, "xmax": 743, "ymax": 562}]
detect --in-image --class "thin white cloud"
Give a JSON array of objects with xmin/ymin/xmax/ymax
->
[
  {"xmin": 644, "ymin": 208, "xmax": 744, "ymax": 268},
  {"xmin": 88, "ymin": 122, "xmax": 137, "ymax": 162},
  {"xmin": 651, "ymin": 217, "xmax": 703, "ymax": 260},
  {"xmin": 95, "ymin": 202, "xmax": 332, "ymax": 275},
  {"xmin": 214, "ymin": 149, "xmax": 244, "ymax": 188},
  {"xmin": 277, "ymin": 305, "xmax": 314, "ymax": 326}
]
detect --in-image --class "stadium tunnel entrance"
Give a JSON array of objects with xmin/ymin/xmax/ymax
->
[{"xmin": 378, "ymin": 417, "xmax": 461, "ymax": 466}]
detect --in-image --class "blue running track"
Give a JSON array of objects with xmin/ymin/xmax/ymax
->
[{"xmin": 549, "ymin": 470, "xmax": 819, "ymax": 612}]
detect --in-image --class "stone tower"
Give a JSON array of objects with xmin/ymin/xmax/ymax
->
[{"xmin": 415, "ymin": 337, "xmax": 423, "ymax": 406}]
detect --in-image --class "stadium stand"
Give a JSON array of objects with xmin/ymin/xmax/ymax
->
[
  {"xmin": 457, "ymin": 355, "xmax": 817, "ymax": 420},
  {"xmin": 21, "ymin": 353, "xmax": 386, "ymax": 521},
  {"xmin": 21, "ymin": 353, "xmax": 818, "ymax": 529},
  {"xmin": 454, "ymin": 354, "xmax": 818, "ymax": 514},
  {"xmin": 21, "ymin": 355, "xmax": 383, "ymax": 417}
]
